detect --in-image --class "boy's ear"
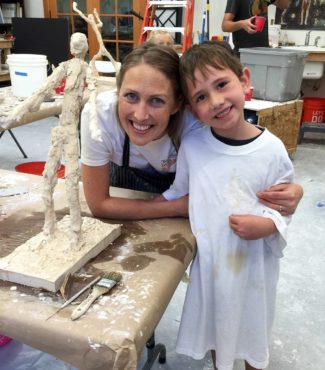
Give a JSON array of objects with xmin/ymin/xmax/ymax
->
[
  {"xmin": 171, "ymin": 95, "xmax": 184, "ymax": 115},
  {"xmin": 240, "ymin": 67, "xmax": 251, "ymax": 94},
  {"xmin": 185, "ymin": 102, "xmax": 198, "ymax": 117}
]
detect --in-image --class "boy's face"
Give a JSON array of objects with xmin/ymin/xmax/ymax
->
[{"xmin": 185, "ymin": 65, "xmax": 250, "ymax": 137}]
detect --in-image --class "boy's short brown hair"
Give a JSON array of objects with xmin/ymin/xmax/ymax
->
[{"xmin": 180, "ymin": 41, "xmax": 244, "ymax": 100}]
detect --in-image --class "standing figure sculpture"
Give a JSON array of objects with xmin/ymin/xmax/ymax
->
[
  {"xmin": 300, "ymin": 0, "xmax": 311, "ymax": 26},
  {"xmin": 42, "ymin": 33, "xmax": 88, "ymax": 244},
  {"xmin": 10, "ymin": 33, "xmax": 89, "ymax": 245}
]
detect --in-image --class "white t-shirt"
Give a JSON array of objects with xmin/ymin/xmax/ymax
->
[
  {"xmin": 164, "ymin": 126, "xmax": 294, "ymax": 370},
  {"xmin": 80, "ymin": 90, "xmax": 200, "ymax": 174}
]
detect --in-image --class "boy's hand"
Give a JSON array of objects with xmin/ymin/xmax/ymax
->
[{"xmin": 229, "ymin": 214, "xmax": 276, "ymax": 240}]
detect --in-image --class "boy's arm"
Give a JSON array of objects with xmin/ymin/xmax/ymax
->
[
  {"xmin": 229, "ymin": 214, "xmax": 276, "ymax": 240},
  {"xmin": 229, "ymin": 211, "xmax": 290, "ymax": 257},
  {"xmin": 162, "ymin": 145, "xmax": 190, "ymax": 201},
  {"xmin": 231, "ymin": 140, "xmax": 295, "ymax": 256}
]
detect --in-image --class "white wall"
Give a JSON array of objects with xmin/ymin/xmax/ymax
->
[{"xmin": 192, "ymin": 0, "xmax": 227, "ymax": 43}]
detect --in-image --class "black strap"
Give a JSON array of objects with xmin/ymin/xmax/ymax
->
[{"xmin": 122, "ymin": 134, "xmax": 130, "ymax": 167}]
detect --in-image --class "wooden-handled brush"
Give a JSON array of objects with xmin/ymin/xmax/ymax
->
[{"xmin": 71, "ymin": 271, "xmax": 122, "ymax": 321}]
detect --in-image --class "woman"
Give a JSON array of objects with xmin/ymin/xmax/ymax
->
[{"xmin": 80, "ymin": 43, "xmax": 302, "ymax": 220}]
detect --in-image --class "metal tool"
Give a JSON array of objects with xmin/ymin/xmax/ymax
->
[{"xmin": 45, "ymin": 275, "xmax": 101, "ymax": 321}]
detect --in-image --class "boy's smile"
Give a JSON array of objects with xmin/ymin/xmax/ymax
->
[{"xmin": 186, "ymin": 65, "xmax": 251, "ymax": 139}]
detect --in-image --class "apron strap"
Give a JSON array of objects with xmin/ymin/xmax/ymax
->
[{"xmin": 122, "ymin": 134, "xmax": 130, "ymax": 168}]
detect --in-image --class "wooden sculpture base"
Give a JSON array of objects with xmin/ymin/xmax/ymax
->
[{"xmin": 0, "ymin": 216, "xmax": 121, "ymax": 292}]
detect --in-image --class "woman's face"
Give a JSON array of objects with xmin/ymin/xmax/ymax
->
[
  {"xmin": 154, "ymin": 33, "xmax": 174, "ymax": 47},
  {"xmin": 118, "ymin": 63, "xmax": 180, "ymax": 146}
]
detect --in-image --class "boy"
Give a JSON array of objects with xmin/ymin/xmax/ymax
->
[{"xmin": 163, "ymin": 41, "xmax": 294, "ymax": 370}]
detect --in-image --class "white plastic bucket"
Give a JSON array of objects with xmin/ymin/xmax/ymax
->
[{"xmin": 7, "ymin": 54, "xmax": 48, "ymax": 98}]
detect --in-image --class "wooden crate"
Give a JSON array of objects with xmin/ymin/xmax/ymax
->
[{"xmin": 257, "ymin": 100, "xmax": 303, "ymax": 155}]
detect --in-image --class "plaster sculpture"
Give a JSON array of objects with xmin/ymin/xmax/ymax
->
[
  {"xmin": 6, "ymin": 3, "xmax": 120, "ymax": 247},
  {"xmin": 0, "ymin": 5, "xmax": 122, "ymax": 291},
  {"xmin": 72, "ymin": 1, "xmax": 120, "ymax": 142},
  {"xmin": 9, "ymin": 32, "xmax": 89, "ymax": 245}
]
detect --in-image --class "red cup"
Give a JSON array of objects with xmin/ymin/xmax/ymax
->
[{"xmin": 254, "ymin": 16, "xmax": 266, "ymax": 32}]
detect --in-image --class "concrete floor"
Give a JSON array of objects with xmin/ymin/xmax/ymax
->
[{"xmin": 0, "ymin": 118, "xmax": 324, "ymax": 370}]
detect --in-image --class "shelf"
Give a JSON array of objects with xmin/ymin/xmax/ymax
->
[{"xmin": 0, "ymin": 39, "xmax": 13, "ymax": 83}]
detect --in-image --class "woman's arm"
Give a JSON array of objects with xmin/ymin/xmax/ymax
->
[
  {"xmin": 81, "ymin": 163, "xmax": 189, "ymax": 220},
  {"xmin": 257, "ymin": 183, "xmax": 303, "ymax": 216},
  {"xmin": 222, "ymin": 12, "xmax": 256, "ymax": 34}
]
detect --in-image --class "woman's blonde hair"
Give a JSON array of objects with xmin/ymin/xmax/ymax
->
[{"xmin": 147, "ymin": 30, "xmax": 174, "ymax": 46}]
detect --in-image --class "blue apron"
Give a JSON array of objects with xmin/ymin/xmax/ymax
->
[{"xmin": 110, "ymin": 134, "xmax": 175, "ymax": 193}]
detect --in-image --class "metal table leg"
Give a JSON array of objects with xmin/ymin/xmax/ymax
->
[
  {"xmin": 142, "ymin": 332, "xmax": 166, "ymax": 370},
  {"xmin": 0, "ymin": 129, "xmax": 28, "ymax": 158}
]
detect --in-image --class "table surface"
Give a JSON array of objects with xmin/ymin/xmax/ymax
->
[
  {"xmin": 244, "ymin": 98, "xmax": 301, "ymax": 111},
  {"xmin": 0, "ymin": 169, "xmax": 196, "ymax": 370},
  {"xmin": 0, "ymin": 86, "xmax": 63, "ymax": 131}
]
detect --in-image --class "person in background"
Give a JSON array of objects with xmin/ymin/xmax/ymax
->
[
  {"xmin": 80, "ymin": 42, "xmax": 303, "ymax": 221},
  {"xmin": 147, "ymin": 29, "xmax": 175, "ymax": 47},
  {"xmin": 165, "ymin": 40, "xmax": 295, "ymax": 370},
  {"xmin": 222, "ymin": 0, "xmax": 292, "ymax": 56}
]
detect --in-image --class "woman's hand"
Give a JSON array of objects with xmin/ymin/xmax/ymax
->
[{"xmin": 257, "ymin": 183, "xmax": 303, "ymax": 216}]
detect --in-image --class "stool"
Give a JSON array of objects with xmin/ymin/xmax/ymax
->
[{"xmin": 299, "ymin": 123, "xmax": 325, "ymax": 143}]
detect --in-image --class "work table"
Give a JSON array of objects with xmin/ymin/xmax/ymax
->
[
  {"xmin": 0, "ymin": 169, "xmax": 196, "ymax": 370},
  {"xmin": 281, "ymin": 45, "xmax": 325, "ymax": 62}
]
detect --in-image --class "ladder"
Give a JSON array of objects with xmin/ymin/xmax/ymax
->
[{"xmin": 139, "ymin": 0, "xmax": 195, "ymax": 53}]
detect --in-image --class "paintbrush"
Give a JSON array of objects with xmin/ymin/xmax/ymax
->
[
  {"xmin": 46, "ymin": 275, "xmax": 102, "ymax": 321},
  {"xmin": 71, "ymin": 271, "xmax": 122, "ymax": 321}
]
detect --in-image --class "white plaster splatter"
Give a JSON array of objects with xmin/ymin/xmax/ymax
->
[{"xmin": 87, "ymin": 337, "xmax": 102, "ymax": 350}]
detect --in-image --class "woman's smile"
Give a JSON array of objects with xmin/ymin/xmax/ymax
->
[{"xmin": 130, "ymin": 121, "xmax": 152, "ymax": 132}]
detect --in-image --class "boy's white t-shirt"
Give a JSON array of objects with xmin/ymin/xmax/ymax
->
[
  {"xmin": 164, "ymin": 126, "xmax": 294, "ymax": 370},
  {"xmin": 80, "ymin": 90, "xmax": 200, "ymax": 174}
]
